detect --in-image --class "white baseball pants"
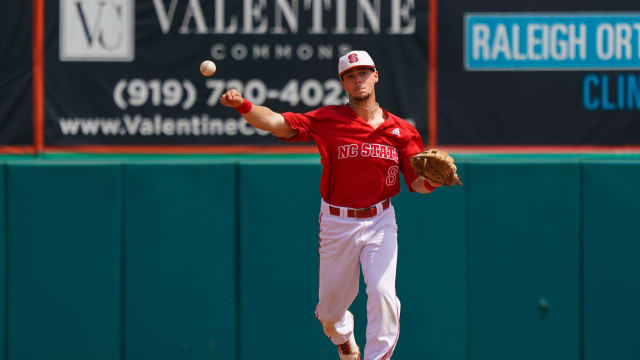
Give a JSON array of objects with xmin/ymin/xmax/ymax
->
[{"xmin": 316, "ymin": 199, "xmax": 401, "ymax": 360}]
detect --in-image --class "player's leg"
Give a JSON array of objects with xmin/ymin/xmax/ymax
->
[
  {"xmin": 359, "ymin": 207, "xmax": 400, "ymax": 360},
  {"xmin": 317, "ymin": 212, "xmax": 363, "ymax": 346}
]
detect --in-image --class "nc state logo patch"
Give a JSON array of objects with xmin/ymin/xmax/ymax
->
[{"xmin": 348, "ymin": 54, "xmax": 359, "ymax": 63}]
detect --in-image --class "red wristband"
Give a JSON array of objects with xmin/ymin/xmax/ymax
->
[
  {"xmin": 423, "ymin": 179, "xmax": 436, "ymax": 192},
  {"xmin": 235, "ymin": 99, "xmax": 252, "ymax": 114}
]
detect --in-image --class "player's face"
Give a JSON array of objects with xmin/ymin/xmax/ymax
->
[{"xmin": 340, "ymin": 68, "xmax": 378, "ymax": 101}]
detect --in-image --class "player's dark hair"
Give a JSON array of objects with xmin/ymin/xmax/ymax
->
[{"xmin": 339, "ymin": 67, "xmax": 376, "ymax": 81}]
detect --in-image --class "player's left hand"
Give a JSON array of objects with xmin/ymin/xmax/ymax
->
[{"xmin": 410, "ymin": 149, "xmax": 463, "ymax": 186}]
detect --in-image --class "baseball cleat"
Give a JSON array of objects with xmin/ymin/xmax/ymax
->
[{"xmin": 337, "ymin": 333, "xmax": 360, "ymax": 360}]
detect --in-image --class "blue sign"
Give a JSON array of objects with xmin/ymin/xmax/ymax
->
[{"xmin": 465, "ymin": 13, "xmax": 640, "ymax": 70}]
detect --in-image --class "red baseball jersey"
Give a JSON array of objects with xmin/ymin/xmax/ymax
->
[{"xmin": 281, "ymin": 105, "xmax": 424, "ymax": 208}]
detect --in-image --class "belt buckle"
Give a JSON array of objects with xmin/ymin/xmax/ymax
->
[{"xmin": 354, "ymin": 206, "xmax": 374, "ymax": 218}]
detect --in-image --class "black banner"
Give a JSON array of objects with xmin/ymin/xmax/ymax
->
[
  {"xmin": 45, "ymin": 0, "xmax": 428, "ymax": 147},
  {"xmin": 438, "ymin": 0, "xmax": 640, "ymax": 145},
  {"xmin": 0, "ymin": 0, "xmax": 33, "ymax": 147}
]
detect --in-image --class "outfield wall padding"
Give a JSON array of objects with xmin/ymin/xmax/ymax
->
[{"xmin": 0, "ymin": 159, "xmax": 638, "ymax": 360}]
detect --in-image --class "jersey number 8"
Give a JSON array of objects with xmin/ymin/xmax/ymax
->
[{"xmin": 386, "ymin": 166, "xmax": 399, "ymax": 186}]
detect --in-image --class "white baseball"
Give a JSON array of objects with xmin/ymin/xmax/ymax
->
[{"xmin": 200, "ymin": 60, "xmax": 216, "ymax": 77}]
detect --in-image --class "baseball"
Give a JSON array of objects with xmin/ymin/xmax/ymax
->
[{"xmin": 200, "ymin": 60, "xmax": 216, "ymax": 77}]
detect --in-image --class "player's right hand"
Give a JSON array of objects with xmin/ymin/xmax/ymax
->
[{"xmin": 219, "ymin": 89, "xmax": 244, "ymax": 107}]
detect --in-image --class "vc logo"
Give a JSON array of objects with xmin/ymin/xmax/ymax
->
[{"xmin": 60, "ymin": 0, "xmax": 134, "ymax": 61}]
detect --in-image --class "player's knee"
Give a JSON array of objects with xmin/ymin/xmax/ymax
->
[
  {"xmin": 316, "ymin": 309, "xmax": 341, "ymax": 325},
  {"xmin": 316, "ymin": 300, "xmax": 343, "ymax": 322},
  {"xmin": 367, "ymin": 283, "xmax": 394, "ymax": 300}
]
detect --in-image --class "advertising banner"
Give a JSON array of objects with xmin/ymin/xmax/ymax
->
[
  {"xmin": 438, "ymin": 1, "xmax": 640, "ymax": 145},
  {"xmin": 44, "ymin": 0, "xmax": 428, "ymax": 148},
  {"xmin": 0, "ymin": 0, "xmax": 34, "ymax": 147}
]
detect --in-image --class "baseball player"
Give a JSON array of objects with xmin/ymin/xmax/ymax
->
[{"xmin": 220, "ymin": 50, "xmax": 441, "ymax": 360}]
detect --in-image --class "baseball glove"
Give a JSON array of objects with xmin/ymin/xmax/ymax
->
[{"xmin": 410, "ymin": 149, "xmax": 462, "ymax": 186}]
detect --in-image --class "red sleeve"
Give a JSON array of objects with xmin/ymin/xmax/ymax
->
[
  {"xmin": 398, "ymin": 132, "xmax": 425, "ymax": 192},
  {"xmin": 279, "ymin": 112, "xmax": 314, "ymax": 142}
]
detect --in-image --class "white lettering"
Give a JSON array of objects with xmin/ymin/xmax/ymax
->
[
  {"xmin": 492, "ymin": 24, "xmax": 511, "ymax": 60},
  {"xmin": 550, "ymin": 24, "xmax": 568, "ymax": 60},
  {"xmin": 123, "ymin": 114, "xmax": 141, "ymax": 134},
  {"xmin": 225, "ymin": 118, "xmax": 238, "ymax": 135},
  {"xmin": 297, "ymin": 43, "xmax": 313, "ymax": 60},
  {"xmin": 541, "ymin": 24, "xmax": 550, "ymax": 59},
  {"xmin": 176, "ymin": 118, "xmax": 190, "ymax": 135},
  {"xmin": 253, "ymin": 44, "xmax": 270, "ymax": 59},
  {"xmin": 231, "ymin": 43, "xmax": 248, "ymax": 60},
  {"xmin": 200, "ymin": 114, "xmax": 209, "ymax": 135},
  {"xmin": 527, "ymin": 23, "xmax": 543, "ymax": 60},
  {"xmin": 272, "ymin": 0, "xmax": 298, "ymax": 34},
  {"xmin": 333, "ymin": 0, "xmax": 347, "ymax": 34},
  {"xmin": 210, "ymin": 119, "xmax": 223, "ymax": 134},
  {"xmin": 140, "ymin": 119, "xmax": 154, "ymax": 136},
  {"xmin": 178, "ymin": 0, "xmax": 207, "ymax": 34},
  {"xmin": 512, "ymin": 24, "xmax": 526, "ymax": 60},
  {"xmin": 472, "ymin": 23, "xmax": 490, "ymax": 60},
  {"xmin": 214, "ymin": 0, "xmax": 238, "ymax": 33},
  {"xmin": 211, "ymin": 44, "xmax": 226, "ymax": 60},
  {"xmin": 242, "ymin": 0, "xmax": 268, "ymax": 34},
  {"xmin": 355, "ymin": 0, "xmax": 380, "ymax": 34},
  {"xmin": 349, "ymin": 144, "xmax": 358, "ymax": 157},
  {"xmin": 191, "ymin": 116, "xmax": 202, "ymax": 135},
  {"xmin": 304, "ymin": 0, "xmax": 330, "ymax": 34},
  {"xmin": 162, "ymin": 117, "xmax": 175, "ymax": 135},
  {"xmin": 275, "ymin": 44, "xmax": 293, "ymax": 59},
  {"xmin": 616, "ymin": 23, "xmax": 632, "ymax": 60},
  {"xmin": 153, "ymin": 0, "xmax": 415, "ymax": 35},
  {"xmin": 634, "ymin": 24, "xmax": 640, "ymax": 59},
  {"xmin": 597, "ymin": 23, "xmax": 615, "ymax": 60},
  {"xmin": 361, "ymin": 143, "xmax": 371, "ymax": 156},
  {"xmin": 152, "ymin": 0, "xmax": 179, "ymax": 34},
  {"xmin": 569, "ymin": 24, "xmax": 587, "ymax": 60},
  {"xmin": 318, "ymin": 44, "xmax": 333, "ymax": 59},
  {"xmin": 389, "ymin": 0, "xmax": 415, "ymax": 34}
]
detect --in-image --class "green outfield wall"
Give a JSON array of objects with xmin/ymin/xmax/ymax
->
[{"xmin": 0, "ymin": 155, "xmax": 639, "ymax": 360}]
